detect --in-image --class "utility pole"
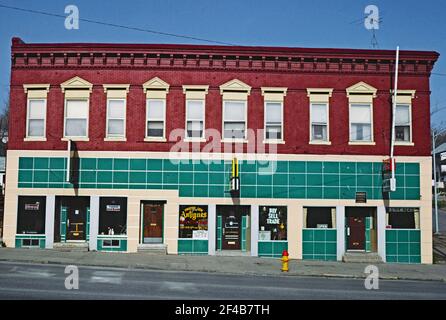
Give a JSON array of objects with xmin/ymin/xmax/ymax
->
[{"xmin": 389, "ymin": 46, "xmax": 399, "ymax": 192}]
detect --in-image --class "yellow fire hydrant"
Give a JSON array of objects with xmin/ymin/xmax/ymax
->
[{"xmin": 281, "ymin": 250, "xmax": 289, "ymax": 272}]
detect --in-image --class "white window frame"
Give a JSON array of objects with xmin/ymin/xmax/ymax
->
[
  {"xmin": 394, "ymin": 103, "xmax": 413, "ymax": 145},
  {"xmin": 105, "ymin": 98, "xmax": 126, "ymax": 139},
  {"xmin": 63, "ymin": 98, "xmax": 90, "ymax": 140},
  {"xmin": 185, "ymin": 99, "xmax": 206, "ymax": 141},
  {"xmin": 309, "ymin": 102, "xmax": 330, "ymax": 144},
  {"xmin": 25, "ymin": 98, "xmax": 47, "ymax": 140},
  {"xmin": 222, "ymin": 100, "xmax": 248, "ymax": 142},
  {"xmin": 145, "ymin": 98, "xmax": 166, "ymax": 140},
  {"xmin": 263, "ymin": 100, "xmax": 284, "ymax": 143},
  {"xmin": 349, "ymin": 103, "xmax": 374, "ymax": 144}
]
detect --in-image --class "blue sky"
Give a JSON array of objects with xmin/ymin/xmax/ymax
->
[{"xmin": 0, "ymin": 0, "xmax": 445, "ymax": 126}]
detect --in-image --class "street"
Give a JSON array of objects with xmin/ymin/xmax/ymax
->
[{"xmin": 0, "ymin": 261, "xmax": 445, "ymax": 300}]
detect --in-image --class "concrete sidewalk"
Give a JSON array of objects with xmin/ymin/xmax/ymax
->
[{"xmin": 1, "ymin": 248, "xmax": 446, "ymax": 282}]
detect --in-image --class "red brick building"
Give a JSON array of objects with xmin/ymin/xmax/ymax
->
[{"xmin": 3, "ymin": 37, "xmax": 439, "ymax": 263}]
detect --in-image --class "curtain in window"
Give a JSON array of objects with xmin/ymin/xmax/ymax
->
[
  {"xmin": 65, "ymin": 100, "xmax": 88, "ymax": 137},
  {"xmin": 350, "ymin": 104, "xmax": 372, "ymax": 141},
  {"xmin": 107, "ymin": 100, "xmax": 125, "ymax": 136},
  {"xmin": 28, "ymin": 99, "xmax": 45, "ymax": 137}
]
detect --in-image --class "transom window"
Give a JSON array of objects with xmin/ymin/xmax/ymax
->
[
  {"xmin": 106, "ymin": 99, "xmax": 126, "ymax": 138},
  {"xmin": 395, "ymin": 104, "xmax": 411, "ymax": 142},
  {"xmin": 223, "ymin": 100, "xmax": 246, "ymax": 140},
  {"xmin": 350, "ymin": 104, "xmax": 372, "ymax": 142},
  {"xmin": 186, "ymin": 100, "xmax": 205, "ymax": 139},
  {"xmin": 146, "ymin": 99, "xmax": 165, "ymax": 138},
  {"xmin": 27, "ymin": 99, "xmax": 46, "ymax": 138},
  {"xmin": 264, "ymin": 102, "xmax": 283, "ymax": 141},
  {"xmin": 64, "ymin": 99, "xmax": 89, "ymax": 138},
  {"xmin": 310, "ymin": 103, "xmax": 328, "ymax": 141}
]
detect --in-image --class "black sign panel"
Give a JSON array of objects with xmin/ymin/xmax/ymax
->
[{"xmin": 355, "ymin": 192, "xmax": 367, "ymax": 203}]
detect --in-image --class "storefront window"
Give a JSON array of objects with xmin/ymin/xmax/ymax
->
[
  {"xmin": 305, "ymin": 207, "xmax": 336, "ymax": 228},
  {"xmin": 17, "ymin": 196, "xmax": 46, "ymax": 234},
  {"xmin": 259, "ymin": 206, "xmax": 287, "ymax": 241},
  {"xmin": 99, "ymin": 197, "xmax": 127, "ymax": 235},
  {"xmin": 387, "ymin": 207, "xmax": 419, "ymax": 229},
  {"xmin": 179, "ymin": 205, "xmax": 208, "ymax": 239}
]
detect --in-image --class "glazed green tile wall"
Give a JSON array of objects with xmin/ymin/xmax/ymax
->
[
  {"xmin": 258, "ymin": 241, "xmax": 288, "ymax": 258},
  {"xmin": 18, "ymin": 157, "xmax": 420, "ymax": 200},
  {"xmin": 97, "ymin": 238, "xmax": 127, "ymax": 252},
  {"xmin": 241, "ymin": 215, "xmax": 247, "ymax": 252},
  {"xmin": 302, "ymin": 229, "xmax": 337, "ymax": 261},
  {"xmin": 178, "ymin": 239, "xmax": 209, "ymax": 255},
  {"xmin": 365, "ymin": 217, "xmax": 372, "ymax": 252},
  {"xmin": 15, "ymin": 234, "xmax": 46, "ymax": 249},
  {"xmin": 386, "ymin": 229, "xmax": 421, "ymax": 264},
  {"xmin": 217, "ymin": 216, "xmax": 222, "ymax": 250}
]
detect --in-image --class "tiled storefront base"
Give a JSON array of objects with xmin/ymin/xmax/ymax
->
[
  {"xmin": 258, "ymin": 241, "xmax": 288, "ymax": 258},
  {"xmin": 178, "ymin": 239, "xmax": 209, "ymax": 255},
  {"xmin": 15, "ymin": 234, "xmax": 45, "ymax": 248},
  {"xmin": 302, "ymin": 229, "xmax": 337, "ymax": 261},
  {"xmin": 97, "ymin": 236, "xmax": 127, "ymax": 252},
  {"xmin": 386, "ymin": 229, "xmax": 421, "ymax": 264}
]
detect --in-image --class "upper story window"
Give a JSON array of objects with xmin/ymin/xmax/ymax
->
[
  {"xmin": 60, "ymin": 76, "xmax": 93, "ymax": 141},
  {"xmin": 23, "ymin": 84, "xmax": 50, "ymax": 141},
  {"xmin": 220, "ymin": 79, "xmax": 251, "ymax": 142},
  {"xmin": 262, "ymin": 87, "xmax": 287, "ymax": 143},
  {"xmin": 146, "ymin": 99, "xmax": 165, "ymax": 138},
  {"xmin": 103, "ymin": 85, "xmax": 129, "ymax": 141},
  {"xmin": 350, "ymin": 104, "xmax": 372, "ymax": 141},
  {"xmin": 143, "ymin": 77, "xmax": 170, "ymax": 142},
  {"xmin": 183, "ymin": 85, "xmax": 209, "ymax": 141},
  {"xmin": 65, "ymin": 100, "xmax": 89, "ymax": 138},
  {"xmin": 307, "ymin": 88, "xmax": 333, "ymax": 145},
  {"xmin": 393, "ymin": 90, "xmax": 415, "ymax": 145},
  {"xmin": 223, "ymin": 100, "xmax": 246, "ymax": 139},
  {"xmin": 346, "ymin": 82, "xmax": 377, "ymax": 145}
]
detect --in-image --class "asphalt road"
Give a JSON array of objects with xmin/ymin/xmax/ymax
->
[{"xmin": 0, "ymin": 261, "xmax": 445, "ymax": 300}]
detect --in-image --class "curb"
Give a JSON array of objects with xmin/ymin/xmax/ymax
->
[{"xmin": 1, "ymin": 257, "xmax": 445, "ymax": 282}]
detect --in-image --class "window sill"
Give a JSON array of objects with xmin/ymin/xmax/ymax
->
[
  {"xmin": 24, "ymin": 137, "xmax": 47, "ymax": 142},
  {"xmin": 144, "ymin": 137, "xmax": 167, "ymax": 142},
  {"xmin": 184, "ymin": 138, "xmax": 207, "ymax": 143},
  {"xmin": 61, "ymin": 137, "xmax": 90, "ymax": 142},
  {"xmin": 309, "ymin": 140, "xmax": 331, "ymax": 145},
  {"xmin": 263, "ymin": 139, "xmax": 285, "ymax": 144},
  {"xmin": 395, "ymin": 141, "xmax": 414, "ymax": 146},
  {"xmin": 104, "ymin": 137, "xmax": 127, "ymax": 142},
  {"xmin": 221, "ymin": 138, "xmax": 249, "ymax": 144},
  {"xmin": 348, "ymin": 141, "xmax": 376, "ymax": 146}
]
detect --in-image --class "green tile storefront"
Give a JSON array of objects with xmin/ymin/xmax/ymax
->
[{"xmin": 16, "ymin": 157, "xmax": 422, "ymax": 262}]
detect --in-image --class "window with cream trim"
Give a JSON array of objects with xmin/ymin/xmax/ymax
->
[
  {"xmin": 350, "ymin": 104, "xmax": 372, "ymax": 142},
  {"xmin": 310, "ymin": 103, "xmax": 328, "ymax": 141},
  {"xmin": 186, "ymin": 100, "xmax": 205, "ymax": 139},
  {"xmin": 264, "ymin": 102, "xmax": 283, "ymax": 141},
  {"xmin": 27, "ymin": 99, "xmax": 46, "ymax": 138},
  {"xmin": 223, "ymin": 100, "xmax": 246, "ymax": 139},
  {"xmin": 395, "ymin": 104, "xmax": 411, "ymax": 142},
  {"xmin": 106, "ymin": 99, "xmax": 126, "ymax": 138},
  {"xmin": 64, "ymin": 99, "xmax": 89, "ymax": 138},
  {"xmin": 146, "ymin": 99, "xmax": 166, "ymax": 138}
]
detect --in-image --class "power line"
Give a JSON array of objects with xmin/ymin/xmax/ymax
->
[{"xmin": 0, "ymin": 3, "xmax": 235, "ymax": 46}]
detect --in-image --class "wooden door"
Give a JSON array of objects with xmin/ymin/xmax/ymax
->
[
  {"xmin": 143, "ymin": 203, "xmax": 163, "ymax": 243},
  {"xmin": 347, "ymin": 216, "xmax": 365, "ymax": 250}
]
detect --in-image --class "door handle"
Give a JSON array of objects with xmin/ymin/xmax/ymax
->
[
  {"xmin": 347, "ymin": 227, "xmax": 350, "ymax": 236},
  {"xmin": 222, "ymin": 228, "xmax": 225, "ymax": 235},
  {"xmin": 67, "ymin": 219, "xmax": 70, "ymax": 227}
]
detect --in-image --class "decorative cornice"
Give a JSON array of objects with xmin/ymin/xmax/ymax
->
[{"xmin": 11, "ymin": 45, "xmax": 438, "ymax": 77}]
